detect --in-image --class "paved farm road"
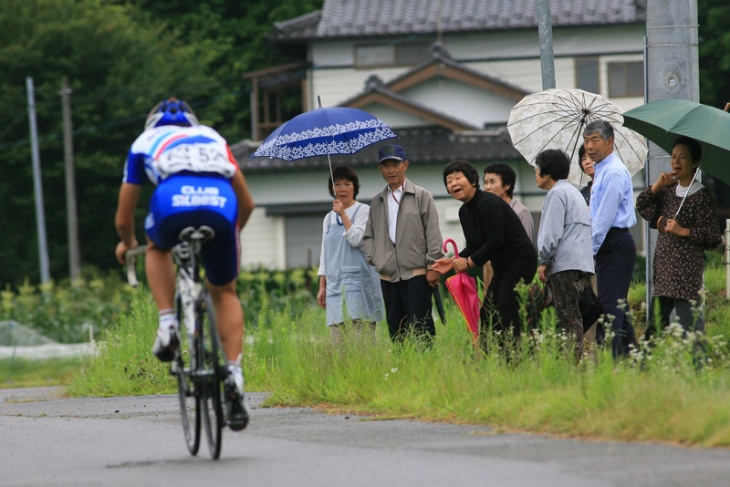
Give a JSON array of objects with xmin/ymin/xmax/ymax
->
[{"xmin": 1, "ymin": 387, "xmax": 729, "ymax": 486}]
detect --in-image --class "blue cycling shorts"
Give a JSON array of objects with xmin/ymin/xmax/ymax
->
[{"xmin": 145, "ymin": 173, "xmax": 239, "ymax": 286}]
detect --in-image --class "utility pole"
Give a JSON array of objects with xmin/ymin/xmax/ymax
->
[
  {"xmin": 60, "ymin": 76, "xmax": 81, "ymax": 282},
  {"xmin": 644, "ymin": 1, "xmax": 699, "ymax": 310},
  {"xmin": 537, "ymin": 0, "xmax": 556, "ymax": 90},
  {"xmin": 26, "ymin": 76, "xmax": 51, "ymax": 284}
]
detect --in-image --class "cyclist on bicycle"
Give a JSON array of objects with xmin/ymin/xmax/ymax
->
[{"xmin": 114, "ymin": 97, "xmax": 254, "ymax": 431}]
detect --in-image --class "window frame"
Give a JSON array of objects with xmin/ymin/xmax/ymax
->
[
  {"xmin": 354, "ymin": 40, "xmax": 432, "ymax": 69},
  {"xmin": 607, "ymin": 61, "xmax": 644, "ymax": 98},
  {"xmin": 574, "ymin": 56, "xmax": 600, "ymax": 94}
]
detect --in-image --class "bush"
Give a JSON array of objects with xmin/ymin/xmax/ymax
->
[
  {"xmin": 0, "ymin": 269, "xmax": 137, "ymax": 343},
  {"xmin": 237, "ymin": 266, "xmax": 319, "ymax": 329},
  {"xmin": 0, "ymin": 265, "xmax": 323, "ymax": 344}
]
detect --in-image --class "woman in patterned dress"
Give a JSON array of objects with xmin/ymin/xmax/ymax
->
[{"xmin": 636, "ymin": 136, "xmax": 722, "ymax": 339}]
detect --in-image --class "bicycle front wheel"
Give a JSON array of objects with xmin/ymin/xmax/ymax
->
[{"xmin": 198, "ymin": 289, "xmax": 225, "ymax": 460}]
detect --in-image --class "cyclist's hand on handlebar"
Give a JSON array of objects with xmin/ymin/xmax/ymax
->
[{"xmin": 115, "ymin": 239, "xmax": 139, "ymax": 265}]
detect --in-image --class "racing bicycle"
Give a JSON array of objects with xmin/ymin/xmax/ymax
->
[{"xmin": 125, "ymin": 226, "xmax": 228, "ymax": 460}]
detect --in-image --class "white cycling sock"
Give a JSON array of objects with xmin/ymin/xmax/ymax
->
[
  {"xmin": 226, "ymin": 353, "xmax": 242, "ymax": 368},
  {"xmin": 158, "ymin": 310, "xmax": 178, "ymax": 331},
  {"xmin": 227, "ymin": 363, "xmax": 244, "ymax": 392}
]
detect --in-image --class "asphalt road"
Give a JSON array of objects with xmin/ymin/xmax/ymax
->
[{"xmin": 1, "ymin": 387, "xmax": 729, "ymax": 487}]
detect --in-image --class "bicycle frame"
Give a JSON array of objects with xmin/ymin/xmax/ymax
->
[{"xmin": 125, "ymin": 226, "xmax": 227, "ymax": 459}]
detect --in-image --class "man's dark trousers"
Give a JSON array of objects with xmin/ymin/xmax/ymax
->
[
  {"xmin": 381, "ymin": 275, "xmax": 435, "ymax": 342},
  {"xmin": 595, "ymin": 227, "xmax": 636, "ymax": 358}
]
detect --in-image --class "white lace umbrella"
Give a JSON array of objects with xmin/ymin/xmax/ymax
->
[{"xmin": 507, "ymin": 88, "xmax": 647, "ymax": 185}]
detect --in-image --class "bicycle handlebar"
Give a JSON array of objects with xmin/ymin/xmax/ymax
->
[
  {"xmin": 122, "ymin": 226, "xmax": 214, "ymax": 288},
  {"xmin": 125, "ymin": 245, "xmax": 148, "ymax": 288}
]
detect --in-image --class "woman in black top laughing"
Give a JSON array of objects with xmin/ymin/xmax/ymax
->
[{"xmin": 434, "ymin": 160, "xmax": 537, "ymax": 351}]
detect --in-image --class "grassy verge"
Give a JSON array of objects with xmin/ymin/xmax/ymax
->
[
  {"xmin": 255, "ymin": 303, "xmax": 730, "ymax": 447},
  {"xmin": 63, "ymin": 262, "xmax": 730, "ymax": 447},
  {"xmin": 65, "ymin": 287, "xmax": 173, "ymax": 397}
]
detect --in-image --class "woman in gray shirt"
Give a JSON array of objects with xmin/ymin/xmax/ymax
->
[{"xmin": 535, "ymin": 149, "xmax": 594, "ymax": 359}]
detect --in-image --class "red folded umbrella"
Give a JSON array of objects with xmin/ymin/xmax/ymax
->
[{"xmin": 442, "ymin": 239, "xmax": 481, "ymax": 347}]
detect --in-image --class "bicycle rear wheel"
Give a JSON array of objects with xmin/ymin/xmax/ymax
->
[
  {"xmin": 176, "ymin": 294, "xmax": 201, "ymax": 456},
  {"xmin": 198, "ymin": 289, "xmax": 225, "ymax": 460}
]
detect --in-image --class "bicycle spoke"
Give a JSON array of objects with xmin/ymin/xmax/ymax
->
[{"xmin": 200, "ymin": 291, "xmax": 225, "ymax": 460}]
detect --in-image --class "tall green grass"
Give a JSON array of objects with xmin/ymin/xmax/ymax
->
[
  {"xmin": 66, "ymin": 287, "xmax": 172, "ymax": 397},
  {"xmin": 252, "ymin": 298, "xmax": 730, "ymax": 447},
  {"xmin": 67, "ymin": 261, "xmax": 730, "ymax": 447}
]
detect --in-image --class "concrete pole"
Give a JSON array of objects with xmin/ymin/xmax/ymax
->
[
  {"xmin": 60, "ymin": 76, "xmax": 82, "ymax": 282},
  {"xmin": 644, "ymin": 1, "xmax": 699, "ymax": 311},
  {"xmin": 537, "ymin": 0, "xmax": 556, "ymax": 90},
  {"xmin": 26, "ymin": 76, "xmax": 51, "ymax": 284}
]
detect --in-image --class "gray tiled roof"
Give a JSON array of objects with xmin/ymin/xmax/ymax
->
[
  {"xmin": 272, "ymin": 0, "xmax": 646, "ymax": 41},
  {"xmin": 272, "ymin": 10, "xmax": 321, "ymax": 41}
]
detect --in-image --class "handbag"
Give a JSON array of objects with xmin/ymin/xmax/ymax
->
[
  {"xmin": 578, "ymin": 282, "xmax": 603, "ymax": 332},
  {"xmin": 525, "ymin": 280, "xmax": 553, "ymax": 328}
]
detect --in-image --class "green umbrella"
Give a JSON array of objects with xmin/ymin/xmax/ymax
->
[{"xmin": 622, "ymin": 99, "xmax": 730, "ymax": 186}]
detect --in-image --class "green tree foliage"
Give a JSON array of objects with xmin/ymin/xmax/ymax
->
[
  {"xmin": 0, "ymin": 0, "xmax": 218, "ymax": 285},
  {"xmin": 698, "ymin": 0, "xmax": 730, "ymax": 109},
  {"xmin": 698, "ymin": 0, "xmax": 730, "ymax": 202},
  {"xmin": 0, "ymin": 0, "xmax": 322, "ymax": 287},
  {"xmin": 109, "ymin": 0, "xmax": 323, "ymax": 141}
]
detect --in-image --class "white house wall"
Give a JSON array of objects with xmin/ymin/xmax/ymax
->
[
  {"xmin": 400, "ymin": 78, "xmax": 517, "ymax": 126},
  {"xmin": 309, "ymin": 25, "xmax": 645, "ymax": 108},
  {"xmin": 443, "ymin": 25, "xmax": 644, "ymax": 59},
  {"xmin": 444, "ymin": 31, "xmax": 540, "ymax": 60},
  {"xmin": 247, "ymin": 171, "xmax": 334, "ymax": 205},
  {"xmin": 311, "ymin": 39, "xmax": 356, "ymax": 65},
  {"xmin": 311, "ymin": 68, "xmax": 410, "ymax": 108},
  {"xmin": 365, "ymin": 104, "xmax": 432, "ymax": 127},
  {"xmin": 239, "ymin": 208, "xmax": 283, "ymax": 269}
]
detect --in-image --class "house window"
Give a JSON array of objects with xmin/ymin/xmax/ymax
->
[
  {"xmin": 354, "ymin": 41, "xmax": 430, "ymax": 68},
  {"xmin": 285, "ymin": 215, "xmax": 323, "ymax": 268},
  {"xmin": 608, "ymin": 61, "xmax": 644, "ymax": 97},
  {"xmin": 575, "ymin": 57, "xmax": 599, "ymax": 94}
]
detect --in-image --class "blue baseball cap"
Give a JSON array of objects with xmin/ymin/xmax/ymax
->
[{"xmin": 378, "ymin": 144, "xmax": 407, "ymax": 164}]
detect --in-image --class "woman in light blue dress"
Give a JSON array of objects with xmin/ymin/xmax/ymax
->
[{"xmin": 317, "ymin": 165, "xmax": 384, "ymax": 344}]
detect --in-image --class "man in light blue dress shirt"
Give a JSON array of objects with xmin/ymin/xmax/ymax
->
[{"xmin": 584, "ymin": 120, "xmax": 637, "ymax": 358}]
